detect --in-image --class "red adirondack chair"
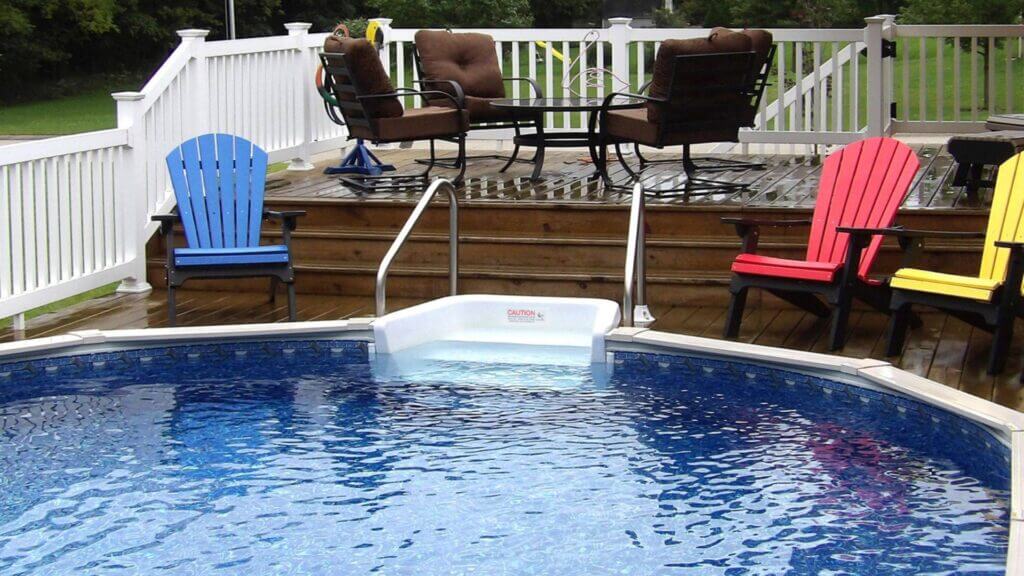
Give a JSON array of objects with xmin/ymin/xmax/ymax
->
[{"xmin": 722, "ymin": 137, "xmax": 920, "ymax": 349}]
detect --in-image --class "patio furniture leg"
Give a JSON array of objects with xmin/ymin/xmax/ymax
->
[
  {"xmin": 886, "ymin": 303, "xmax": 912, "ymax": 357},
  {"xmin": 828, "ymin": 295, "xmax": 852, "ymax": 350},
  {"xmin": 499, "ymin": 121, "xmax": 522, "ymax": 173},
  {"xmin": 988, "ymin": 317, "xmax": 1013, "ymax": 374},
  {"xmin": 168, "ymin": 286, "xmax": 177, "ymax": 327},
  {"xmin": 615, "ymin": 143, "xmax": 638, "ymax": 180},
  {"xmin": 287, "ymin": 282, "xmax": 297, "ymax": 322},
  {"xmin": 530, "ymin": 119, "xmax": 546, "ymax": 181},
  {"xmin": 269, "ymin": 277, "xmax": 279, "ymax": 303},
  {"xmin": 724, "ymin": 287, "xmax": 748, "ymax": 338},
  {"xmin": 455, "ymin": 134, "xmax": 467, "ymax": 185}
]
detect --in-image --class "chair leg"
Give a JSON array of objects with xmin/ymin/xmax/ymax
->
[
  {"xmin": 269, "ymin": 277, "xmax": 279, "ymax": 303},
  {"xmin": 988, "ymin": 317, "xmax": 1014, "ymax": 375},
  {"xmin": 616, "ymin": 143, "xmax": 638, "ymax": 179},
  {"xmin": 886, "ymin": 304, "xmax": 912, "ymax": 357},
  {"xmin": 500, "ymin": 121, "xmax": 522, "ymax": 173},
  {"xmin": 287, "ymin": 282, "xmax": 297, "ymax": 322},
  {"xmin": 828, "ymin": 296, "xmax": 852, "ymax": 351},
  {"xmin": 168, "ymin": 286, "xmax": 177, "ymax": 327},
  {"xmin": 724, "ymin": 287, "xmax": 748, "ymax": 339},
  {"xmin": 454, "ymin": 134, "xmax": 467, "ymax": 185}
]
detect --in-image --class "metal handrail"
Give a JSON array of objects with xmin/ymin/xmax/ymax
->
[
  {"xmin": 376, "ymin": 178, "xmax": 459, "ymax": 316},
  {"xmin": 623, "ymin": 182, "xmax": 653, "ymax": 328}
]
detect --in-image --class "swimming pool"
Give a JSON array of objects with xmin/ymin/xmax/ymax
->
[{"xmin": 0, "ymin": 296, "xmax": 1020, "ymax": 575}]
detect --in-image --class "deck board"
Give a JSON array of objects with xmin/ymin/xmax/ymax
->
[
  {"xmin": 6, "ymin": 291, "xmax": 1022, "ymax": 413},
  {"xmin": 264, "ymin": 145, "xmax": 973, "ymax": 211}
]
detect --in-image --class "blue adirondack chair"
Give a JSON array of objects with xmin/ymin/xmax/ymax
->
[{"xmin": 153, "ymin": 134, "xmax": 305, "ymax": 325}]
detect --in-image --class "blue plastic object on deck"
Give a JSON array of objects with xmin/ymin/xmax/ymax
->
[{"xmin": 324, "ymin": 139, "xmax": 395, "ymax": 176}]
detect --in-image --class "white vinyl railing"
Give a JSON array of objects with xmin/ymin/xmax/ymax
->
[{"xmin": 1, "ymin": 15, "xmax": 1021, "ymax": 325}]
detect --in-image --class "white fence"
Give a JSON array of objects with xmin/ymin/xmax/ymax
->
[{"xmin": 1, "ymin": 15, "xmax": 1022, "ymax": 325}]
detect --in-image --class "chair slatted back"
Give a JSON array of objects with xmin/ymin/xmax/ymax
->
[
  {"xmin": 806, "ymin": 137, "xmax": 920, "ymax": 278},
  {"xmin": 320, "ymin": 52, "xmax": 375, "ymax": 135},
  {"xmin": 166, "ymin": 134, "xmax": 268, "ymax": 249},
  {"xmin": 979, "ymin": 152, "xmax": 1024, "ymax": 282}
]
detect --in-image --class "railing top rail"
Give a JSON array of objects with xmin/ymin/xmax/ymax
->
[
  {"xmin": 629, "ymin": 27, "xmax": 865, "ymax": 42},
  {"xmin": 203, "ymin": 35, "xmax": 306, "ymax": 57},
  {"xmin": 375, "ymin": 179, "xmax": 459, "ymax": 317},
  {"xmin": 0, "ymin": 129, "xmax": 128, "ymax": 166},
  {"xmin": 386, "ymin": 27, "xmax": 608, "ymax": 43},
  {"xmin": 895, "ymin": 24, "xmax": 1024, "ymax": 37}
]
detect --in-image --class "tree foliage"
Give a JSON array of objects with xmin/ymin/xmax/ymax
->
[{"xmin": 366, "ymin": 0, "xmax": 532, "ymax": 28}]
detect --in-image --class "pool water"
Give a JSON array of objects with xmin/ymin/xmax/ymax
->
[{"xmin": 0, "ymin": 340, "xmax": 1010, "ymax": 575}]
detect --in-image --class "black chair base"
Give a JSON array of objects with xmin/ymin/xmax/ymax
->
[
  {"xmin": 635, "ymin": 144, "xmax": 767, "ymax": 173},
  {"xmin": 339, "ymin": 136, "xmax": 467, "ymax": 193},
  {"xmin": 601, "ymin": 142, "xmax": 753, "ymax": 198}
]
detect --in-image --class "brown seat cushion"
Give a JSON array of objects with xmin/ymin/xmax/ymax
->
[
  {"xmin": 323, "ymin": 36, "xmax": 403, "ymax": 119},
  {"xmin": 348, "ymin": 107, "xmax": 470, "ymax": 143},
  {"xmin": 605, "ymin": 108, "xmax": 740, "ymax": 147},
  {"xmin": 647, "ymin": 28, "xmax": 753, "ymax": 123},
  {"xmin": 415, "ymin": 30, "xmax": 506, "ymax": 100},
  {"xmin": 428, "ymin": 95, "xmax": 519, "ymax": 123}
]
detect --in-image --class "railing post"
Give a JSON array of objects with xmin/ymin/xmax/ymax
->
[
  {"xmin": 286, "ymin": 22, "xmax": 316, "ymax": 171},
  {"xmin": 111, "ymin": 91, "xmax": 153, "ymax": 295},
  {"xmin": 608, "ymin": 17, "xmax": 633, "ymax": 92},
  {"xmin": 864, "ymin": 16, "xmax": 888, "ymax": 137},
  {"xmin": 177, "ymin": 29, "xmax": 210, "ymax": 139}
]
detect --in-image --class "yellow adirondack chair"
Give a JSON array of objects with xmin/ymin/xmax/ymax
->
[{"xmin": 883, "ymin": 151, "xmax": 1024, "ymax": 375}]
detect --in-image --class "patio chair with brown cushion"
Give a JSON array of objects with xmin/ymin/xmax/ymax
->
[
  {"xmin": 321, "ymin": 36, "xmax": 469, "ymax": 191},
  {"xmin": 413, "ymin": 30, "xmax": 543, "ymax": 171},
  {"xmin": 597, "ymin": 28, "xmax": 775, "ymax": 197}
]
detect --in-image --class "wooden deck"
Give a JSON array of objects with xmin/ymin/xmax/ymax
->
[
  {"xmin": 4, "ymin": 290, "xmax": 1022, "ymax": 413},
  {"xmin": 266, "ymin": 141, "xmax": 981, "ymax": 210}
]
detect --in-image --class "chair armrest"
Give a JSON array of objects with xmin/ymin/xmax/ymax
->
[
  {"xmin": 836, "ymin": 226, "xmax": 985, "ymax": 240},
  {"xmin": 994, "ymin": 241, "xmax": 1024, "ymax": 250},
  {"xmin": 264, "ymin": 210, "xmax": 306, "ymax": 230},
  {"xmin": 638, "ymin": 79, "xmax": 652, "ymax": 93},
  {"xmin": 359, "ymin": 89, "xmax": 465, "ymax": 110},
  {"xmin": 600, "ymin": 91, "xmax": 666, "ymax": 109},
  {"xmin": 151, "ymin": 213, "xmax": 178, "ymax": 234},
  {"xmin": 502, "ymin": 76, "xmax": 544, "ymax": 98},
  {"xmin": 412, "ymin": 80, "xmax": 466, "ymax": 108},
  {"xmin": 151, "ymin": 213, "xmax": 178, "ymax": 224}
]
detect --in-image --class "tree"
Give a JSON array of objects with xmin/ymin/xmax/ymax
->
[
  {"xmin": 366, "ymin": 0, "xmax": 533, "ymax": 28},
  {"xmin": 902, "ymin": 0, "xmax": 1024, "ymax": 106},
  {"xmin": 530, "ymin": 0, "xmax": 602, "ymax": 28}
]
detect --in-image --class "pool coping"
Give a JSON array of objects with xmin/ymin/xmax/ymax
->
[{"xmin": 0, "ymin": 320, "xmax": 1020, "ymax": 575}]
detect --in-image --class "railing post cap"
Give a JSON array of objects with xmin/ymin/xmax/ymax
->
[
  {"xmin": 284, "ymin": 22, "xmax": 312, "ymax": 32},
  {"xmin": 608, "ymin": 17, "xmax": 633, "ymax": 26},
  {"xmin": 864, "ymin": 15, "xmax": 890, "ymax": 24},
  {"xmin": 111, "ymin": 91, "xmax": 145, "ymax": 102},
  {"xmin": 177, "ymin": 29, "xmax": 210, "ymax": 39}
]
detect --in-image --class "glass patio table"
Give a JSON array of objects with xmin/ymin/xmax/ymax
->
[{"xmin": 490, "ymin": 97, "xmax": 643, "ymax": 181}]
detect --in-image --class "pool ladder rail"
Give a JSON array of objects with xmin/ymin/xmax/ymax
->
[
  {"xmin": 375, "ymin": 178, "xmax": 459, "ymax": 317},
  {"xmin": 373, "ymin": 178, "xmax": 654, "ymax": 328},
  {"xmin": 623, "ymin": 182, "xmax": 655, "ymax": 328}
]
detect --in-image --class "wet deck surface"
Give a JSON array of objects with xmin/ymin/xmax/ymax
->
[
  {"xmin": 4, "ymin": 290, "xmax": 1021, "ymax": 413},
  {"xmin": 267, "ymin": 143, "xmax": 981, "ymax": 210}
]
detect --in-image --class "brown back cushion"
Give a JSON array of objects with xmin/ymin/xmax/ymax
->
[
  {"xmin": 323, "ymin": 36, "xmax": 403, "ymax": 119},
  {"xmin": 647, "ymin": 28, "xmax": 753, "ymax": 123},
  {"xmin": 415, "ymin": 30, "xmax": 505, "ymax": 99},
  {"xmin": 740, "ymin": 29, "xmax": 774, "ymax": 74}
]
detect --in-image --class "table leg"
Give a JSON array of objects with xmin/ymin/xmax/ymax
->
[
  {"xmin": 586, "ymin": 110, "xmax": 602, "ymax": 179},
  {"xmin": 530, "ymin": 114, "xmax": 545, "ymax": 181}
]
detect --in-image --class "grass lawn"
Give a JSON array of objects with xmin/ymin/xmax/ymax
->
[
  {"xmin": 0, "ymin": 282, "xmax": 119, "ymax": 329},
  {"xmin": 0, "ymin": 87, "xmax": 121, "ymax": 136}
]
